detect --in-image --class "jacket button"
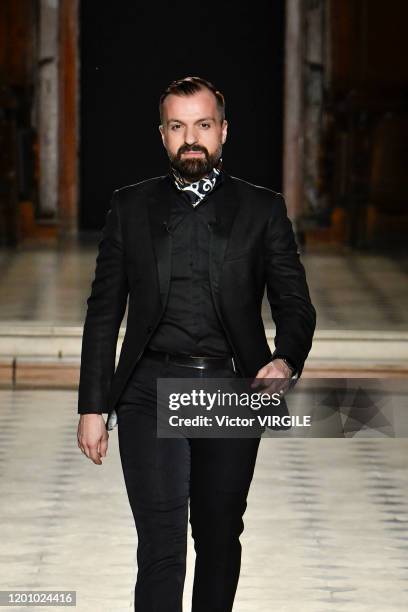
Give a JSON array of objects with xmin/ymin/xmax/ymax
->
[{"xmin": 146, "ymin": 325, "xmax": 153, "ymax": 332}]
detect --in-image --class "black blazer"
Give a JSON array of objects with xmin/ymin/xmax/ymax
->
[{"xmin": 77, "ymin": 173, "xmax": 316, "ymax": 423}]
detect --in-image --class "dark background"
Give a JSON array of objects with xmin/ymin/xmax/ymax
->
[{"xmin": 79, "ymin": 0, "xmax": 285, "ymax": 230}]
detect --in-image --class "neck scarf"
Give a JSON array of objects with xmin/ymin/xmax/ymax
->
[{"xmin": 170, "ymin": 157, "xmax": 223, "ymax": 207}]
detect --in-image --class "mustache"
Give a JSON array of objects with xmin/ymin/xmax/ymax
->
[{"xmin": 177, "ymin": 144, "xmax": 209, "ymax": 156}]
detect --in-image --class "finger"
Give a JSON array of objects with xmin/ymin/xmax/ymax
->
[
  {"xmin": 267, "ymin": 369, "xmax": 286, "ymax": 379},
  {"xmin": 260, "ymin": 382, "xmax": 283, "ymax": 396},
  {"xmin": 252, "ymin": 364, "xmax": 270, "ymax": 380},
  {"xmin": 250, "ymin": 371, "xmax": 267, "ymax": 388},
  {"xmin": 257, "ymin": 366, "xmax": 270, "ymax": 378},
  {"xmin": 254, "ymin": 372, "xmax": 279, "ymax": 386},
  {"xmin": 251, "ymin": 377, "xmax": 272, "ymax": 390},
  {"xmin": 253, "ymin": 376, "xmax": 292, "ymax": 397},
  {"xmin": 82, "ymin": 443, "xmax": 91, "ymax": 456},
  {"xmin": 86, "ymin": 443, "xmax": 102, "ymax": 464},
  {"xmin": 84, "ymin": 442, "xmax": 97, "ymax": 458},
  {"xmin": 98, "ymin": 437, "xmax": 109, "ymax": 458},
  {"xmin": 265, "ymin": 375, "xmax": 290, "ymax": 391}
]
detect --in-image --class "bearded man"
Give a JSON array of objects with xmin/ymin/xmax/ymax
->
[{"xmin": 77, "ymin": 76, "xmax": 316, "ymax": 612}]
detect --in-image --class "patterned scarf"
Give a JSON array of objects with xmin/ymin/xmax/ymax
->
[{"xmin": 170, "ymin": 157, "xmax": 223, "ymax": 207}]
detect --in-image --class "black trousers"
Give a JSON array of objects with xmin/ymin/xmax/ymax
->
[{"xmin": 116, "ymin": 351, "xmax": 260, "ymax": 612}]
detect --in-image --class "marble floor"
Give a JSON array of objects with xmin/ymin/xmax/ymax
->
[
  {"xmin": 1, "ymin": 246, "xmax": 407, "ymax": 610},
  {"xmin": 0, "ymin": 245, "xmax": 407, "ymax": 331},
  {"xmin": 1, "ymin": 389, "xmax": 408, "ymax": 611}
]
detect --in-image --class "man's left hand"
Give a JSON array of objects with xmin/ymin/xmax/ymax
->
[{"xmin": 250, "ymin": 358, "xmax": 293, "ymax": 396}]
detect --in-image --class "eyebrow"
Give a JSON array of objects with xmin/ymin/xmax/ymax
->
[{"xmin": 167, "ymin": 117, "xmax": 216, "ymax": 124}]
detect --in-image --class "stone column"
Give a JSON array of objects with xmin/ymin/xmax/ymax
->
[
  {"xmin": 283, "ymin": 0, "xmax": 304, "ymax": 224},
  {"xmin": 58, "ymin": 0, "xmax": 79, "ymax": 239},
  {"xmin": 37, "ymin": 0, "xmax": 59, "ymax": 216}
]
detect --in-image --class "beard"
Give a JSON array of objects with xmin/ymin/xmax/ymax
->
[{"xmin": 169, "ymin": 143, "xmax": 222, "ymax": 182}]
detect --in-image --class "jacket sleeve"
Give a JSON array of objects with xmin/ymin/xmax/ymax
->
[
  {"xmin": 263, "ymin": 193, "xmax": 316, "ymax": 377},
  {"xmin": 77, "ymin": 190, "xmax": 129, "ymax": 414}
]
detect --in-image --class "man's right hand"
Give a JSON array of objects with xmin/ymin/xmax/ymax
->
[{"xmin": 77, "ymin": 414, "xmax": 109, "ymax": 465}]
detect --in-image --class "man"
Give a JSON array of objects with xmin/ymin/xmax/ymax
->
[{"xmin": 77, "ymin": 76, "xmax": 316, "ymax": 611}]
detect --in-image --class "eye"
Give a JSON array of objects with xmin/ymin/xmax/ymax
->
[
  {"xmin": 170, "ymin": 124, "xmax": 181, "ymax": 131},
  {"xmin": 201, "ymin": 122, "xmax": 211, "ymax": 129}
]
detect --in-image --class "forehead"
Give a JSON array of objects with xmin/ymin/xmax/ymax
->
[{"xmin": 162, "ymin": 89, "xmax": 218, "ymax": 121}]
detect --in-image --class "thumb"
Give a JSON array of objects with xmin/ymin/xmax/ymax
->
[
  {"xmin": 251, "ymin": 365, "xmax": 269, "ymax": 387},
  {"xmin": 256, "ymin": 364, "xmax": 270, "ymax": 379}
]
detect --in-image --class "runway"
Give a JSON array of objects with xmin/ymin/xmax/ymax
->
[
  {"xmin": 1, "ymin": 388, "xmax": 407, "ymax": 611},
  {"xmin": 0, "ymin": 247, "xmax": 407, "ymax": 331},
  {"xmin": 0, "ymin": 248, "xmax": 407, "ymax": 383},
  {"xmin": 1, "ymin": 0, "xmax": 407, "ymax": 608},
  {"xmin": 0, "ymin": 246, "xmax": 407, "ymax": 610}
]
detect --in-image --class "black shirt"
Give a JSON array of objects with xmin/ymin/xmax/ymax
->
[{"xmin": 147, "ymin": 173, "xmax": 233, "ymax": 357}]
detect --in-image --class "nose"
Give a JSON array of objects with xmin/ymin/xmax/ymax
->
[{"xmin": 184, "ymin": 125, "xmax": 198, "ymax": 146}]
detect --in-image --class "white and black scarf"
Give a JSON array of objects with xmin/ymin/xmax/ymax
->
[{"xmin": 170, "ymin": 158, "xmax": 223, "ymax": 207}]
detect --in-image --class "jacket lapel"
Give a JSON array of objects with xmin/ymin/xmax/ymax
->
[
  {"xmin": 147, "ymin": 176, "xmax": 174, "ymax": 309},
  {"xmin": 147, "ymin": 173, "xmax": 240, "ymax": 314},
  {"xmin": 207, "ymin": 175, "xmax": 240, "ymax": 320}
]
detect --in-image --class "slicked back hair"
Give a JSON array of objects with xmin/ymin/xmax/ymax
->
[{"xmin": 159, "ymin": 76, "xmax": 225, "ymax": 123}]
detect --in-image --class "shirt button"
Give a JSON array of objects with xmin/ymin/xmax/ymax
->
[{"xmin": 146, "ymin": 325, "xmax": 153, "ymax": 332}]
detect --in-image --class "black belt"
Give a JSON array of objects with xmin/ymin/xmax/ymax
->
[{"xmin": 144, "ymin": 347, "xmax": 237, "ymax": 372}]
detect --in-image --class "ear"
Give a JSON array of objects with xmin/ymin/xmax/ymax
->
[
  {"xmin": 221, "ymin": 119, "xmax": 228, "ymax": 144},
  {"xmin": 159, "ymin": 124, "xmax": 165, "ymax": 145}
]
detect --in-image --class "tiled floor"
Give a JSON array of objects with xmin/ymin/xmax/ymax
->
[
  {"xmin": 1, "ymin": 389, "xmax": 408, "ymax": 611},
  {"xmin": 0, "ymin": 246, "xmax": 407, "ymax": 331},
  {"xmin": 1, "ymin": 245, "xmax": 407, "ymax": 610}
]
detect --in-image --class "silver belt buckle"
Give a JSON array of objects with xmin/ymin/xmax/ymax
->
[
  {"xmin": 173, "ymin": 356, "xmax": 207, "ymax": 369},
  {"xmin": 191, "ymin": 360, "xmax": 207, "ymax": 370}
]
